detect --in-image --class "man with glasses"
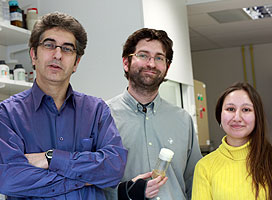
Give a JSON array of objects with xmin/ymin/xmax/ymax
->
[
  {"xmin": 104, "ymin": 28, "xmax": 202, "ymax": 200},
  {"xmin": 0, "ymin": 12, "xmax": 127, "ymax": 200}
]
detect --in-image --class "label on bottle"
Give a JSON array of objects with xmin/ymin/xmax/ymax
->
[
  {"xmin": 18, "ymin": 71, "xmax": 25, "ymax": 81},
  {"xmin": 0, "ymin": 65, "xmax": 9, "ymax": 78},
  {"xmin": 10, "ymin": 12, "xmax": 22, "ymax": 21},
  {"xmin": 1, "ymin": 70, "xmax": 7, "ymax": 76}
]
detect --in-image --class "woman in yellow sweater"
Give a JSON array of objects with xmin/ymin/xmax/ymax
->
[{"xmin": 192, "ymin": 82, "xmax": 272, "ymax": 200}]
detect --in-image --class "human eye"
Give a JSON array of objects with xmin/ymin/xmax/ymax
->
[
  {"xmin": 155, "ymin": 55, "xmax": 165, "ymax": 63},
  {"xmin": 226, "ymin": 107, "xmax": 235, "ymax": 112},
  {"xmin": 61, "ymin": 45, "xmax": 74, "ymax": 53},
  {"xmin": 43, "ymin": 41, "xmax": 55, "ymax": 50},
  {"xmin": 242, "ymin": 107, "xmax": 252, "ymax": 112},
  {"xmin": 137, "ymin": 53, "xmax": 148, "ymax": 60}
]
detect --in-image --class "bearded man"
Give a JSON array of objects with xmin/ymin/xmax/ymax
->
[{"xmin": 104, "ymin": 28, "xmax": 202, "ymax": 200}]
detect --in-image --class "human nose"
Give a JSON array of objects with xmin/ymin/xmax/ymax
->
[
  {"xmin": 146, "ymin": 56, "xmax": 156, "ymax": 67},
  {"xmin": 233, "ymin": 110, "xmax": 242, "ymax": 121},
  {"xmin": 53, "ymin": 46, "xmax": 62, "ymax": 60}
]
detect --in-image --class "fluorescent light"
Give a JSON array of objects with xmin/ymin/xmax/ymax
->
[{"xmin": 243, "ymin": 5, "xmax": 272, "ymax": 20}]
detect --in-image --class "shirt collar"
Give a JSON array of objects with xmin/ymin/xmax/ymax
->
[
  {"xmin": 219, "ymin": 135, "xmax": 250, "ymax": 161},
  {"xmin": 32, "ymin": 81, "xmax": 75, "ymax": 111},
  {"xmin": 122, "ymin": 89, "xmax": 161, "ymax": 114}
]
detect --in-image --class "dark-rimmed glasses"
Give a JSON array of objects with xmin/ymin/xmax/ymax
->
[{"xmin": 39, "ymin": 40, "xmax": 77, "ymax": 55}]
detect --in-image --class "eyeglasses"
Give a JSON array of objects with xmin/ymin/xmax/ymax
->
[
  {"xmin": 39, "ymin": 40, "xmax": 77, "ymax": 55},
  {"xmin": 129, "ymin": 52, "xmax": 168, "ymax": 65}
]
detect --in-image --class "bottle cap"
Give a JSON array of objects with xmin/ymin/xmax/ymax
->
[
  {"xmin": 9, "ymin": 69, "xmax": 13, "ymax": 74},
  {"xmin": 14, "ymin": 64, "xmax": 24, "ymax": 69},
  {"xmin": 159, "ymin": 148, "xmax": 174, "ymax": 162},
  {"xmin": 27, "ymin": 8, "xmax": 38, "ymax": 14},
  {"xmin": 0, "ymin": 60, "xmax": 6, "ymax": 65},
  {"xmin": 9, "ymin": 0, "xmax": 19, "ymax": 6}
]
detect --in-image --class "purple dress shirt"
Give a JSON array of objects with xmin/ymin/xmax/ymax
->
[{"xmin": 0, "ymin": 81, "xmax": 127, "ymax": 199}]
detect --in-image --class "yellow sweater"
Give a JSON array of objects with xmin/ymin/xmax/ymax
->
[{"xmin": 192, "ymin": 136, "xmax": 265, "ymax": 200}]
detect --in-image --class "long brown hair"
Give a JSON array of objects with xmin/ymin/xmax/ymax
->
[{"xmin": 215, "ymin": 82, "xmax": 272, "ymax": 200}]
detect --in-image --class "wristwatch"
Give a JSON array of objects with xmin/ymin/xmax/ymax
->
[{"xmin": 45, "ymin": 149, "xmax": 53, "ymax": 166}]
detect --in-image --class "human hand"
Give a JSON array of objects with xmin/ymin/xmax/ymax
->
[
  {"xmin": 25, "ymin": 152, "xmax": 48, "ymax": 169},
  {"xmin": 132, "ymin": 172, "xmax": 168, "ymax": 199}
]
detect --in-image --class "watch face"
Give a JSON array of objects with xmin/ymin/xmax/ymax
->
[{"xmin": 46, "ymin": 150, "xmax": 53, "ymax": 159}]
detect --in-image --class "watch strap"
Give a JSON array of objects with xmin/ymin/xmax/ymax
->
[{"xmin": 45, "ymin": 149, "xmax": 53, "ymax": 166}]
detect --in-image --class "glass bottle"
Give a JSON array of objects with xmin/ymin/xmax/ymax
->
[
  {"xmin": 152, "ymin": 148, "xmax": 174, "ymax": 179},
  {"xmin": 9, "ymin": 0, "xmax": 22, "ymax": 27}
]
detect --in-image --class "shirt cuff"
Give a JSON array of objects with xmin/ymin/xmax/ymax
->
[{"xmin": 49, "ymin": 149, "xmax": 70, "ymax": 174}]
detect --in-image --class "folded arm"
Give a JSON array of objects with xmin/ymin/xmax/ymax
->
[{"xmin": 0, "ymin": 103, "xmax": 127, "ymax": 197}]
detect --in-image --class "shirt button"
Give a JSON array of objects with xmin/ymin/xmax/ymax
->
[
  {"xmin": 146, "ymin": 117, "xmax": 149, "ymax": 120},
  {"xmin": 156, "ymin": 197, "xmax": 160, "ymax": 200},
  {"xmin": 148, "ymin": 142, "xmax": 152, "ymax": 146},
  {"xmin": 59, "ymin": 137, "xmax": 64, "ymax": 141}
]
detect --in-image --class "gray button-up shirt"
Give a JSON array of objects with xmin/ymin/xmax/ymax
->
[{"xmin": 104, "ymin": 89, "xmax": 202, "ymax": 200}]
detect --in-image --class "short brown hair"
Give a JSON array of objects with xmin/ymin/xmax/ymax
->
[
  {"xmin": 122, "ymin": 28, "xmax": 173, "ymax": 79},
  {"xmin": 29, "ymin": 12, "xmax": 87, "ymax": 68}
]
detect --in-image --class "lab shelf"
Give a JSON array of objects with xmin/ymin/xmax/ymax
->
[
  {"xmin": 0, "ymin": 22, "xmax": 32, "ymax": 98},
  {"xmin": 0, "ymin": 22, "xmax": 31, "ymax": 46},
  {"xmin": 0, "ymin": 78, "xmax": 32, "ymax": 96}
]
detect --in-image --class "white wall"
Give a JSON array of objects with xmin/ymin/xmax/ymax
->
[
  {"xmin": 0, "ymin": 45, "xmax": 6, "ymax": 60},
  {"xmin": 142, "ymin": 0, "xmax": 194, "ymax": 86},
  {"xmin": 192, "ymin": 43, "xmax": 272, "ymax": 148},
  {"xmin": 36, "ymin": 0, "xmax": 195, "ymax": 103},
  {"xmin": 37, "ymin": 0, "xmax": 144, "ymax": 100},
  {"xmin": 186, "ymin": 0, "xmax": 223, "ymax": 5},
  {"xmin": 142, "ymin": 0, "xmax": 197, "ymax": 127}
]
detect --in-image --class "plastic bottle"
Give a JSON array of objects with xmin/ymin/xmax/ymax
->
[
  {"xmin": 0, "ymin": 60, "xmax": 10, "ymax": 79},
  {"xmin": 152, "ymin": 148, "xmax": 174, "ymax": 179},
  {"xmin": 9, "ymin": 69, "xmax": 13, "ymax": 80},
  {"xmin": 9, "ymin": 0, "xmax": 22, "ymax": 27},
  {"xmin": 14, "ymin": 64, "xmax": 25, "ymax": 81},
  {"xmin": 0, "ymin": 194, "xmax": 6, "ymax": 200},
  {"xmin": 26, "ymin": 8, "xmax": 38, "ymax": 31},
  {"xmin": 1, "ymin": 0, "xmax": 10, "ymax": 24}
]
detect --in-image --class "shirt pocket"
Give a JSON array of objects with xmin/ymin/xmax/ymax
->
[{"xmin": 81, "ymin": 138, "xmax": 94, "ymax": 151}]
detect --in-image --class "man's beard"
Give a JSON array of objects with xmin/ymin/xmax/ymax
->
[{"xmin": 127, "ymin": 65, "xmax": 167, "ymax": 92}]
